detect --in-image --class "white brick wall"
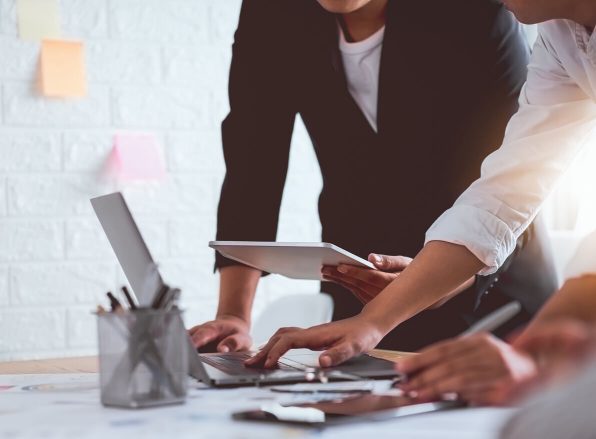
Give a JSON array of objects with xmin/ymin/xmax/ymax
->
[{"xmin": 0, "ymin": 0, "xmax": 322, "ymax": 361}]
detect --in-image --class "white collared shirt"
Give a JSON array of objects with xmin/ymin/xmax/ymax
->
[{"xmin": 425, "ymin": 20, "xmax": 596, "ymax": 275}]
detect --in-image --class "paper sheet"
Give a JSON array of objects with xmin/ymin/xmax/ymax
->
[
  {"xmin": 17, "ymin": 0, "xmax": 61, "ymax": 41},
  {"xmin": 40, "ymin": 39, "xmax": 87, "ymax": 98},
  {"xmin": 111, "ymin": 133, "xmax": 167, "ymax": 181}
]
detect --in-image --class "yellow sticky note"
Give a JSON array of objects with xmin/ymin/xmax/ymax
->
[
  {"xmin": 17, "ymin": 0, "xmax": 61, "ymax": 41},
  {"xmin": 40, "ymin": 39, "xmax": 87, "ymax": 98}
]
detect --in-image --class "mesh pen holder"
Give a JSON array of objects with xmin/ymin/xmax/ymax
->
[{"xmin": 97, "ymin": 308, "xmax": 188, "ymax": 408}]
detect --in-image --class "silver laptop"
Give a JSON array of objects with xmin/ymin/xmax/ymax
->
[{"xmin": 91, "ymin": 192, "xmax": 399, "ymax": 387}]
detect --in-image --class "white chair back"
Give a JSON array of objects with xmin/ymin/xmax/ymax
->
[{"xmin": 251, "ymin": 293, "xmax": 334, "ymax": 346}]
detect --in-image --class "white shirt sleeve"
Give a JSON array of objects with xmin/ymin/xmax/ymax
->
[
  {"xmin": 564, "ymin": 230, "xmax": 596, "ymax": 280},
  {"xmin": 425, "ymin": 30, "xmax": 596, "ymax": 275}
]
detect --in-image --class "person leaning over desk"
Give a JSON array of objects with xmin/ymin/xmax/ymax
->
[
  {"xmin": 189, "ymin": 0, "xmax": 557, "ymax": 353},
  {"xmin": 245, "ymin": 0, "xmax": 596, "ymax": 369}
]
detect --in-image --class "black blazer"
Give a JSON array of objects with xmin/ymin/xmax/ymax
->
[{"xmin": 215, "ymin": 0, "xmax": 557, "ymax": 350}]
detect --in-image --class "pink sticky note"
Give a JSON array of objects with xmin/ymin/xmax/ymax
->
[{"xmin": 111, "ymin": 133, "xmax": 166, "ymax": 181}]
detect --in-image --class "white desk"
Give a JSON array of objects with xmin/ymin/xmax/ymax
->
[{"xmin": 0, "ymin": 356, "xmax": 514, "ymax": 438}]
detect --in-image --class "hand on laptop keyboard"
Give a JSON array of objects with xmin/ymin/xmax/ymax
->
[
  {"xmin": 245, "ymin": 316, "xmax": 384, "ymax": 369},
  {"xmin": 188, "ymin": 315, "xmax": 252, "ymax": 353}
]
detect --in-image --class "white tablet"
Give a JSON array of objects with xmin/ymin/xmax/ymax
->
[{"xmin": 209, "ymin": 241, "xmax": 375, "ymax": 280}]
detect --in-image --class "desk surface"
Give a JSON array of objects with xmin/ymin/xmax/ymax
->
[{"xmin": 0, "ymin": 351, "xmax": 513, "ymax": 438}]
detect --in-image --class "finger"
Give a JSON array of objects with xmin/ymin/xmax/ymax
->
[
  {"xmin": 245, "ymin": 337, "xmax": 279, "ymax": 366},
  {"xmin": 321, "ymin": 265, "xmax": 340, "ymax": 278},
  {"xmin": 271, "ymin": 327, "xmax": 301, "ymax": 337},
  {"xmin": 414, "ymin": 369, "xmax": 493, "ymax": 401},
  {"xmin": 402, "ymin": 353, "xmax": 492, "ymax": 392},
  {"xmin": 191, "ymin": 325, "xmax": 222, "ymax": 347},
  {"xmin": 320, "ymin": 341, "xmax": 357, "ymax": 367},
  {"xmin": 336, "ymin": 264, "xmax": 397, "ymax": 289},
  {"xmin": 263, "ymin": 336, "xmax": 298, "ymax": 368},
  {"xmin": 397, "ymin": 336, "xmax": 480, "ymax": 374},
  {"xmin": 217, "ymin": 332, "xmax": 252, "ymax": 353},
  {"xmin": 462, "ymin": 385, "xmax": 510, "ymax": 406},
  {"xmin": 369, "ymin": 254, "xmax": 412, "ymax": 271},
  {"xmin": 245, "ymin": 328, "xmax": 307, "ymax": 367},
  {"xmin": 323, "ymin": 265, "xmax": 386, "ymax": 297},
  {"xmin": 322, "ymin": 273, "xmax": 375, "ymax": 303}
]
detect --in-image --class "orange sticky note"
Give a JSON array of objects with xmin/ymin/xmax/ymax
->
[
  {"xmin": 40, "ymin": 39, "xmax": 87, "ymax": 98},
  {"xmin": 111, "ymin": 133, "xmax": 167, "ymax": 181}
]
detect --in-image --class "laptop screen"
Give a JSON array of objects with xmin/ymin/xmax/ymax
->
[{"xmin": 90, "ymin": 192, "xmax": 164, "ymax": 307}]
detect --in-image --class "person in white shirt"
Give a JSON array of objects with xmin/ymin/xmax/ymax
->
[{"xmin": 247, "ymin": 0, "xmax": 596, "ymax": 369}]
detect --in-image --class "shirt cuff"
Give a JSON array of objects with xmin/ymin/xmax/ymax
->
[{"xmin": 425, "ymin": 205, "xmax": 518, "ymax": 275}]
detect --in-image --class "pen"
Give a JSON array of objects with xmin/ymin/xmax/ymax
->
[
  {"xmin": 107, "ymin": 291, "xmax": 123, "ymax": 312},
  {"xmin": 121, "ymin": 286, "xmax": 138, "ymax": 310},
  {"xmin": 151, "ymin": 285, "xmax": 170, "ymax": 309},
  {"xmin": 460, "ymin": 301, "xmax": 521, "ymax": 337}
]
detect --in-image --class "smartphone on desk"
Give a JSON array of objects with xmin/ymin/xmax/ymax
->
[{"xmin": 233, "ymin": 393, "xmax": 464, "ymax": 427}]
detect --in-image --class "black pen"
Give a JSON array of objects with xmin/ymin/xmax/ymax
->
[
  {"xmin": 107, "ymin": 291, "xmax": 123, "ymax": 312},
  {"xmin": 151, "ymin": 285, "xmax": 170, "ymax": 309},
  {"xmin": 121, "ymin": 286, "xmax": 138, "ymax": 310}
]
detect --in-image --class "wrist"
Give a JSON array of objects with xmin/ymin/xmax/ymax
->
[
  {"xmin": 216, "ymin": 312, "xmax": 251, "ymax": 328},
  {"xmin": 360, "ymin": 304, "xmax": 398, "ymax": 338}
]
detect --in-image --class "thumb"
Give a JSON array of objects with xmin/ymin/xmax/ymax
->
[
  {"xmin": 191, "ymin": 327, "xmax": 219, "ymax": 347},
  {"xmin": 217, "ymin": 333, "xmax": 252, "ymax": 353},
  {"xmin": 369, "ymin": 254, "xmax": 412, "ymax": 271},
  {"xmin": 319, "ymin": 342, "xmax": 356, "ymax": 367}
]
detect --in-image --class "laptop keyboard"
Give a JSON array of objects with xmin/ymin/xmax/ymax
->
[{"xmin": 200, "ymin": 352, "xmax": 304, "ymax": 375}]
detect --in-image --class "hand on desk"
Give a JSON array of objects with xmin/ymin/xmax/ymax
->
[
  {"xmin": 188, "ymin": 314, "xmax": 252, "ymax": 353},
  {"xmin": 395, "ymin": 320, "xmax": 596, "ymax": 406},
  {"xmin": 321, "ymin": 253, "xmax": 412, "ymax": 304},
  {"xmin": 396, "ymin": 333, "xmax": 537, "ymax": 405},
  {"xmin": 245, "ymin": 315, "xmax": 385, "ymax": 369}
]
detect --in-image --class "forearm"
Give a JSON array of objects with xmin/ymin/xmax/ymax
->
[
  {"xmin": 362, "ymin": 241, "xmax": 484, "ymax": 334},
  {"xmin": 525, "ymin": 275, "xmax": 596, "ymax": 331},
  {"xmin": 216, "ymin": 265, "xmax": 262, "ymax": 325}
]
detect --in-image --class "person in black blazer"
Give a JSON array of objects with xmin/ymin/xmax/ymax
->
[{"xmin": 189, "ymin": 0, "xmax": 558, "ymax": 353}]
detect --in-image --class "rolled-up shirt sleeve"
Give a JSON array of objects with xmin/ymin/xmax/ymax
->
[{"xmin": 426, "ymin": 28, "xmax": 596, "ymax": 274}]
